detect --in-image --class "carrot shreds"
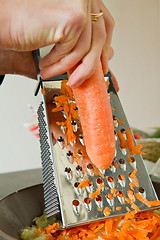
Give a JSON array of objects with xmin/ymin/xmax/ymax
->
[
  {"xmin": 116, "ymin": 206, "xmax": 122, "ymax": 211},
  {"xmin": 52, "ymin": 106, "xmax": 64, "ymax": 112},
  {"xmin": 125, "ymin": 197, "xmax": 131, "ymax": 204},
  {"xmin": 61, "ymin": 80, "xmax": 74, "ymax": 100},
  {"xmin": 114, "ymin": 116, "xmax": 125, "ymax": 124},
  {"xmin": 41, "ymin": 88, "xmax": 45, "ymax": 95},
  {"xmin": 93, "ymin": 223, "xmax": 104, "ymax": 233},
  {"xmin": 149, "ymin": 200, "xmax": 160, "ymax": 207},
  {"xmin": 89, "ymin": 183, "xmax": 104, "ymax": 199},
  {"xmin": 124, "ymin": 210, "xmax": 137, "ymax": 221},
  {"xmin": 125, "ymin": 130, "xmax": 145, "ymax": 155},
  {"xmin": 77, "ymin": 178, "xmax": 92, "ymax": 188},
  {"xmin": 127, "ymin": 189, "xmax": 135, "ymax": 203},
  {"xmin": 150, "ymin": 225, "xmax": 160, "ymax": 240},
  {"xmin": 103, "ymin": 207, "xmax": 111, "ymax": 217},
  {"xmin": 135, "ymin": 193, "xmax": 151, "ymax": 207},
  {"xmin": 117, "ymin": 130, "xmax": 126, "ymax": 149},
  {"xmin": 131, "ymin": 203, "xmax": 140, "ymax": 213},
  {"xmin": 104, "ymin": 218, "xmax": 113, "ymax": 236},
  {"xmin": 129, "ymin": 182, "xmax": 135, "ymax": 190},
  {"xmin": 129, "ymin": 168, "xmax": 139, "ymax": 187},
  {"xmin": 33, "ymin": 210, "xmax": 160, "ymax": 240},
  {"xmin": 111, "ymin": 188, "xmax": 117, "ymax": 197}
]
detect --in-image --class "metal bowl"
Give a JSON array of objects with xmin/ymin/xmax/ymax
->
[
  {"xmin": 0, "ymin": 182, "xmax": 160, "ymax": 240},
  {"xmin": 0, "ymin": 184, "xmax": 44, "ymax": 240}
]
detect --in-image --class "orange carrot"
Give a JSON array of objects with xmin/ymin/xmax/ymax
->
[
  {"xmin": 114, "ymin": 116, "xmax": 125, "ymax": 124},
  {"xmin": 103, "ymin": 207, "xmax": 111, "ymax": 217},
  {"xmin": 149, "ymin": 200, "xmax": 160, "ymax": 207},
  {"xmin": 77, "ymin": 178, "xmax": 92, "ymax": 188},
  {"xmin": 131, "ymin": 203, "xmax": 140, "ymax": 213},
  {"xmin": 117, "ymin": 130, "xmax": 126, "ymax": 149},
  {"xmin": 135, "ymin": 193, "xmax": 151, "ymax": 207},
  {"xmin": 89, "ymin": 183, "xmax": 104, "ymax": 199},
  {"xmin": 70, "ymin": 62, "xmax": 115, "ymax": 170},
  {"xmin": 116, "ymin": 206, "xmax": 122, "ymax": 211},
  {"xmin": 125, "ymin": 130, "xmax": 145, "ymax": 155}
]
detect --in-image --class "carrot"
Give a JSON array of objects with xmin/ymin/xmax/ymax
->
[
  {"xmin": 129, "ymin": 168, "xmax": 139, "ymax": 187},
  {"xmin": 125, "ymin": 130, "xmax": 145, "ymax": 155},
  {"xmin": 131, "ymin": 203, "xmax": 140, "ymax": 213},
  {"xmin": 77, "ymin": 178, "xmax": 92, "ymax": 188},
  {"xmin": 70, "ymin": 61, "xmax": 115, "ymax": 170},
  {"xmin": 149, "ymin": 200, "xmax": 160, "ymax": 207},
  {"xmin": 103, "ymin": 207, "xmax": 111, "ymax": 217},
  {"xmin": 34, "ymin": 210, "xmax": 160, "ymax": 239},
  {"xmin": 135, "ymin": 193, "xmax": 151, "ymax": 207},
  {"xmin": 89, "ymin": 183, "xmax": 104, "ymax": 199},
  {"xmin": 116, "ymin": 206, "xmax": 122, "ymax": 211}
]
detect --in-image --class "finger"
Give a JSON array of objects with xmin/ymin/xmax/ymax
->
[
  {"xmin": 101, "ymin": 45, "xmax": 114, "ymax": 74},
  {"xmin": 68, "ymin": 0, "xmax": 106, "ymax": 88},
  {"xmin": 40, "ymin": 4, "xmax": 92, "ymax": 79},
  {"xmin": 98, "ymin": 0, "xmax": 115, "ymax": 48}
]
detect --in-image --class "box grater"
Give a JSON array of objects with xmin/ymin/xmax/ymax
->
[{"xmin": 34, "ymin": 49, "xmax": 160, "ymax": 229}]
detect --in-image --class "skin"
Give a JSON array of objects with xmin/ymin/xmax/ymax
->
[{"xmin": 0, "ymin": 0, "xmax": 116, "ymax": 88}]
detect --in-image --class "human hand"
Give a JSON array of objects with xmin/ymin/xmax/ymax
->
[
  {"xmin": 39, "ymin": 0, "xmax": 115, "ymax": 88},
  {"xmin": 0, "ymin": 0, "xmax": 114, "ymax": 87},
  {"xmin": 0, "ymin": 48, "xmax": 36, "ymax": 79}
]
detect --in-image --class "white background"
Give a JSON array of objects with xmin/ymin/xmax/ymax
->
[{"xmin": 0, "ymin": 0, "xmax": 160, "ymax": 173}]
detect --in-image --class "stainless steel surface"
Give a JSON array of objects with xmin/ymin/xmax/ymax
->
[{"xmin": 36, "ymin": 73, "xmax": 160, "ymax": 229}]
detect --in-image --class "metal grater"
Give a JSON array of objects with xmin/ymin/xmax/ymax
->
[{"xmin": 34, "ymin": 49, "xmax": 159, "ymax": 229}]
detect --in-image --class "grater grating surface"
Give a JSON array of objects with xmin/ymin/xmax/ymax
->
[{"xmin": 35, "ymin": 70, "xmax": 160, "ymax": 229}]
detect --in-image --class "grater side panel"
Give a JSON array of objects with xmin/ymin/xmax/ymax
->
[{"xmin": 37, "ymin": 93, "xmax": 60, "ymax": 217}]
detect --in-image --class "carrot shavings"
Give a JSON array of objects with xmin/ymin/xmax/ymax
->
[
  {"xmin": 125, "ymin": 130, "xmax": 145, "ymax": 155},
  {"xmin": 131, "ymin": 203, "xmax": 140, "ymax": 213},
  {"xmin": 111, "ymin": 188, "xmax": 117, "ymax": 197},
  {"xmin": 117, "ymin": 130, "xmax": 126, "ymax": 149},
  {"xmin": 150, "ymin": 200, "xmax": 160, "ymax": 207},
  {"xmin": 34, "ymin": 210, "xmax": 160, "ymax": 240},
  {"xmin": 135, "ymin": 193, "xmax": 151, "ymax": 207},
  {"xmin": 129, "ymin": 182, "xmax": 135, "ymax": 190},
  {"xmin": 89, "ymin": 183, "xmax": 104, "ymax": 199},
  {"xmin": 104, "ymin": 218, "xmax": 113, "ymax": 236},
  {"xmin": 114, "ymin": 116, "xmax": 125, "ymax": 124},
  {"xmin": 116, "ymin": 206, "xmax": 122, "ymax": 211},
  {"xmin": 61, "ymin": 80, "xmax": 74, "ymax": 100},
  {"xmin": 41, "ymin": 88, "xmax": 45, "ymax": 95},
  {"xmin": 103, "ymin": 207, "xmax": 111, "ymax": 217},
  {"xmin": 127, "ymin": 189, "xmax": 135, "ymax": 203},
  {"xmin": 129, "ymin": 168, "xmax": 139, "ymax": 187},
  {"xmin": 125, "ymin": 197, "xmax": 131, "ymax": 204},
  {"xmin": 77, "ymin": 178, "xmax": 92, "ymax": 188}
]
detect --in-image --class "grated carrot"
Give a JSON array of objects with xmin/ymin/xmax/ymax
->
[
  {"xmin": 135, "ymin": 193, "xmax": 151, "ymax": 207},
  {"xmin": 149, "ymin": 200, "xmax": 160, "ymax": 207},
  {"xmin": 34, "ymin": 210, "xmax": 160, "ymax": 239},
  {"xmin": 129, "ymin": 168, "xmax": 139, "ymax": 187},
  {"xmin": 77, "ymin": 178, "xmax": 92, "ymax": 188},
  {"xmin": 103, "ymin": 207, "xmax": 111, "ymax": 217},
  {"xmin": 114, "ymin": 116, "xmax": 125, "ymax": 124},
  {"xmin": 117, "ymin": 130, "xmax": 126, "ymax": 149},
  {"xmin": 89, "ymin": 183, "xmax": 104, "ymax": 199},
  {"xmin": 41, "ymin": 88, "xmax": 45, "ymax": 95},
  {"xmin": 131, "ymin": 203, "xmax": 140, "ymax": 213},
  {"xmin": 116, "ymin": 206, "xmax": 122, "ymax": 211}
]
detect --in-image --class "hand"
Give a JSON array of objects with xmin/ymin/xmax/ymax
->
[
  {"xmin": 0, "ymin": 48, "xmax": 36, "ymax": 79},
  {"xmin": 39, "ymin": 0, "xmax": 115, "ymax": 88},
  {"xmin": 0, "ymin": 0, "xmax": 114, "ymax": 87}
]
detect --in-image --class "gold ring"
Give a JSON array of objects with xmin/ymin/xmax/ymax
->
[{"xmin": 91, "ymin": 11, "xmax": 103, "ymax": 21}]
